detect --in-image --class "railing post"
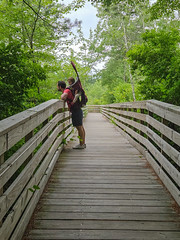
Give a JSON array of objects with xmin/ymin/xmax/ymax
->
[
  {"xmin": 25, "ymin": 131, "xmax": 34, "ymax": 162},
  {"xmin": 42, "ymin": 119, "xmax": 49, "ymax": 143},
  {"xmin": 0, "ymin": 154, "xmax": 4, "ymax": 191},
  {"xmin": 0, "ymin": 153, "xmax": 4, "ymax": 226},
  {"xmin": 160, "ymin": 118, "xmax": 169, "ymax": 154},
  {"xmin": 147, "ymin": 110, "xmax": 153, "ymax": 141},
  {"xmin": 133, "ymin": 108, "xmax": 137, "ymax": 132},
  {"xmin": 140, "ymin": 109, "xmax": 145, "ymax": 137},
  {"xmin": 0, "ymin": 153, "xmax": 4, "ymax": 167}
]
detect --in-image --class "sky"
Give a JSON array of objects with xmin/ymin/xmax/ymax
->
[
  {"xmin": 63, "ymin": 0, "xmax": 98, "ymax": 38},
  {"xmin": 62, "ymin": 0, "xmax": 157, "ymax": 38},
  {"xmin": 58, "ymin": 0, "xmax": 104, "ymax": 70}
]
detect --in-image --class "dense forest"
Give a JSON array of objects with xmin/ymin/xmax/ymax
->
[{"xmin": 0, "ymin": 0, "xmax": 179, "ymax": 120}]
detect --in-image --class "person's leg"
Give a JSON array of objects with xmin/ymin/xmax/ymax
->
[
  {"xmin": 76, "ymin": 125, "xmax": 85, "ymax": 145},
  {"xmin": 82, "ymin": 126, "xmax": 85, "ymax": 144},
  {"xmin": 72, "ymin": 108, "xmax": 86, "ymax": 149}
]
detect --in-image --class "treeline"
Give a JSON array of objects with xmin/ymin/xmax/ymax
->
[
  {"xmin": 0, "ymin": 0, "xmax": 179, "ymax": 120},
  {"xmin": 85, "ymin": 0, "xmax": 180, "ymax": 105},
  {"xmin": 0, "ymin": 0, "xmax": 86, "ymax": 120}
]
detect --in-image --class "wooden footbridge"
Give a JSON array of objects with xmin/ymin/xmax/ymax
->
[{"xmin": 0, "ymin": 100, "xmax": 180, "ymax": 239}]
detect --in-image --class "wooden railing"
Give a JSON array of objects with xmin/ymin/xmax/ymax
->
[
  {"xmin": 87, "ymin": 105, "xmax": 101, "ymax": 113},
  {"xmin": 101, "ymin": 100, "xmax": 180, "ymax": 206},
  {"xmin": 0, "ymin": 99, "xmax": 77, "ymax": 240}
]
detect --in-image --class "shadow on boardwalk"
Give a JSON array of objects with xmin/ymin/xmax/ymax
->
[{"xmin": 23, "ymin": 113, "xmax": 180, "ymax": 240}]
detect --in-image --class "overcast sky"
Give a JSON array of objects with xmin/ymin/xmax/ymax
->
[{"xmin": 63, "ymin": 0, "xmax": 98, "ymax": 38}]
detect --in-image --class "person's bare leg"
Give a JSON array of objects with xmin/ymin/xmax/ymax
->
[
  {"xmin": 76, "ymin": 126, "xmax": 85, "ymax": 145},
  {"xmin": 82, "ymin": 126, "xmax": 85, "ymax": 144}
]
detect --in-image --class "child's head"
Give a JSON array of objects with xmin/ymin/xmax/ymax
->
[{"xmin": 68, "ymin": 77, "xmax": 75, "ymax": 86}]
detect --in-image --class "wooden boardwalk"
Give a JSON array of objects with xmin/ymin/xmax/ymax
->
[{"xmin": 23, "ymin": 113, "xmax": 180, "ymax": 240}]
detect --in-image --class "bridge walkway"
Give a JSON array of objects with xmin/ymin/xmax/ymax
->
[{"xmin": 23, "ymin": 113, "xmax": 180, "ymax": 240}]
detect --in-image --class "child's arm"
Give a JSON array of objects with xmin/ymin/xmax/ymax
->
[{"xmin": 73, "ymin": 90, "xmax": 81, "ymax": 103}]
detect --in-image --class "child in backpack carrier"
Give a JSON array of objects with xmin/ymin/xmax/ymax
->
[{"xmin": 67, "ymin": 77, "xmax": 87, "ymax": 107}]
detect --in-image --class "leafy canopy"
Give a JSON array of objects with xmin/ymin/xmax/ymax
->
[
  {"xmin": 127, "ymin": 28, "xmax": 180, "ymax": 105},
  {"xmin": 0, "ymin": 42, "xmax": 46, "ymax": 119}
]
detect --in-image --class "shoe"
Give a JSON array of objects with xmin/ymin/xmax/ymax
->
[{"xmin": 73, "ymin": 144, "xmax": 86, "ymax": 149}]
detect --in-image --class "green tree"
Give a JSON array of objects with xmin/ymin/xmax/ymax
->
[
  {"xmin": 127, "ymin": 28, "xmax": 180, "ymax": 105},
  {"xmin": 0, "ymin": 42, "xmax": 46, "ymax": 119},
  {"xmin": 0, "ymin": 0, "xmax": 80, "ymax": 50},
  {"xmin": 88, "ymin": 1, "xmax": 150, "ymax": 102}
]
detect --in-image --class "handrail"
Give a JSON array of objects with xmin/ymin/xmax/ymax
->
[
  {"xmin": 0, "ymin": 99, "xmax": 76, "ymax": 240},
  {"xmin": 99, "ymin": 100, "xmax": 180, "ymax": 206}
]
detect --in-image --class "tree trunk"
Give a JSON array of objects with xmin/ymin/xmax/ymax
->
[{"xmin": 122, "ymin": 18, "xmax": 136, "ymax": 101}]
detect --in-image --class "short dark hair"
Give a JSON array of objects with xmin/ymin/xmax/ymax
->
[{"xmin": 58, "ymin": 81, "xmax": 66, "ymax": 89}]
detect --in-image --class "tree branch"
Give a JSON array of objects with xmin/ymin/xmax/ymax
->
[{"xmin": 22, "ymin": 0, "xmax": 56, "ymax": 29}]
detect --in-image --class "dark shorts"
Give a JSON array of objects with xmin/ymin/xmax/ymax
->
[{"xmin": 71, "ymin": 108, "xmax": 83, "ymax": 127}]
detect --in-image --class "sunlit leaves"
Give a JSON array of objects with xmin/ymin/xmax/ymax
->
[
  {"xmin": 0, "ymin": 41, "xmax": 46, "ymax": 119},
  {"xmin": 127, "ymin": 28, "xmax": 180, "ymax": 105}
]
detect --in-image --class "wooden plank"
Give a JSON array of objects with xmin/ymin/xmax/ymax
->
[
  {"xmin": 39, "ymin": 204, "xmax": 174, "ymax": 213},
  {"xmin": 41, "ymin": 193, "xmax": 169, "ymax": 200},
  {"xmin": 51, "ymin": 174, "xmax": 156, "ymax": 179},
  {"xmin": 146, "ymin": 100, "xmax": 180, "ymax": 126},
  {"xmin": 40, "ymin": 198, "xmax": 171, "ymax": 207},
  {"xmin": 0, "ymin": 135, "xmax": 7, "ymax": 158},
  {"xmin": 32, "ymin": 219, "xmax": 180, "ymax": 231},
  {"xmin": 58, "ymin": 161, "xmax": 147, "ymax": 166},
  {"xmin": 52, "ymin": 168, "xmax": 152, "ymax": 173},
  {"xmin": 146, "ymin": 115, "xmax": 180, "ymax": 146},
  {"xmin": 46, "ymin": 187, "xmax": 166, "ymax": 195},
  {"xmin": 48, "ymin": 179, "xmax": 158, "ymax": 184},
  {"xmin": 105, "ymin": 100, "xmax": 147, "ymax": 109},
  {"xmin": 106, "ymin": 108, "xmax": 146, "ymax": 121},
  {"xmin": 26, "ymin": 229, "xmax": 180, "ymax": 239},
  {"xmin": 35, "ymin": 211, "xmax": 179, "ymax": 221},
  {"xmin": 47, "ymin": 183, "xmax": 163, "ymax": 190}
]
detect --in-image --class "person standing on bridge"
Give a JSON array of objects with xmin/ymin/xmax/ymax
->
[{"xmin": 57, "ymin": 79, "xmax": 86, "ymax": 149}]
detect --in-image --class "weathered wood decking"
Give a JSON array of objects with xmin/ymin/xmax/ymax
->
[{"xmin": 23, "ymin": 113, "xmax": 180, "ymax": 240}]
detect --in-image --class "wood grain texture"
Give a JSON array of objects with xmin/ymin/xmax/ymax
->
[{"xmin": 22, "ymin": 113, "xmax": 180, "ymax": 240}]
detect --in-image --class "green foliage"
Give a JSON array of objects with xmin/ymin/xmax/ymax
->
[
  {"xmin": 0, "ymin": 0, "xmax": 179, "ymax": 122},
  {"xmin": 0, "ymin": 0, "xmax": 80, "ymax": 50},
  {"xmin": 113, "ymin": 82, "xmax": 134, "ymax": 103},
  {"xmin": 86, "ymin": 80, "xmax": 109, "ymax": 104},
  {"xmin": 77, "ymin": 135, "xmax": 83, "ymax": 142},
  {"xmin": 0, "ymin": 42, "xmax": 46, "ymax": 119},
  {"xmin": 149, "ymin": 0, "xmax": 180, "ymax": 20},
  {"xmin": 127, "ymin": 28, "xmax": 180, "ymax": 105},
  {"xmin": 62, "ymin": 138, "xmax": 67, "ymax": 144},
  {"xmin": 89, "ymin": 0, "xmax": 180, "ymax": 19},
  {"xmin": 89, "ymin": 0, "xmax": 143, "ymax": 7},
  {"xmin": 28, "ymin": 185, "xmax": 40, "ymax": 193}
]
